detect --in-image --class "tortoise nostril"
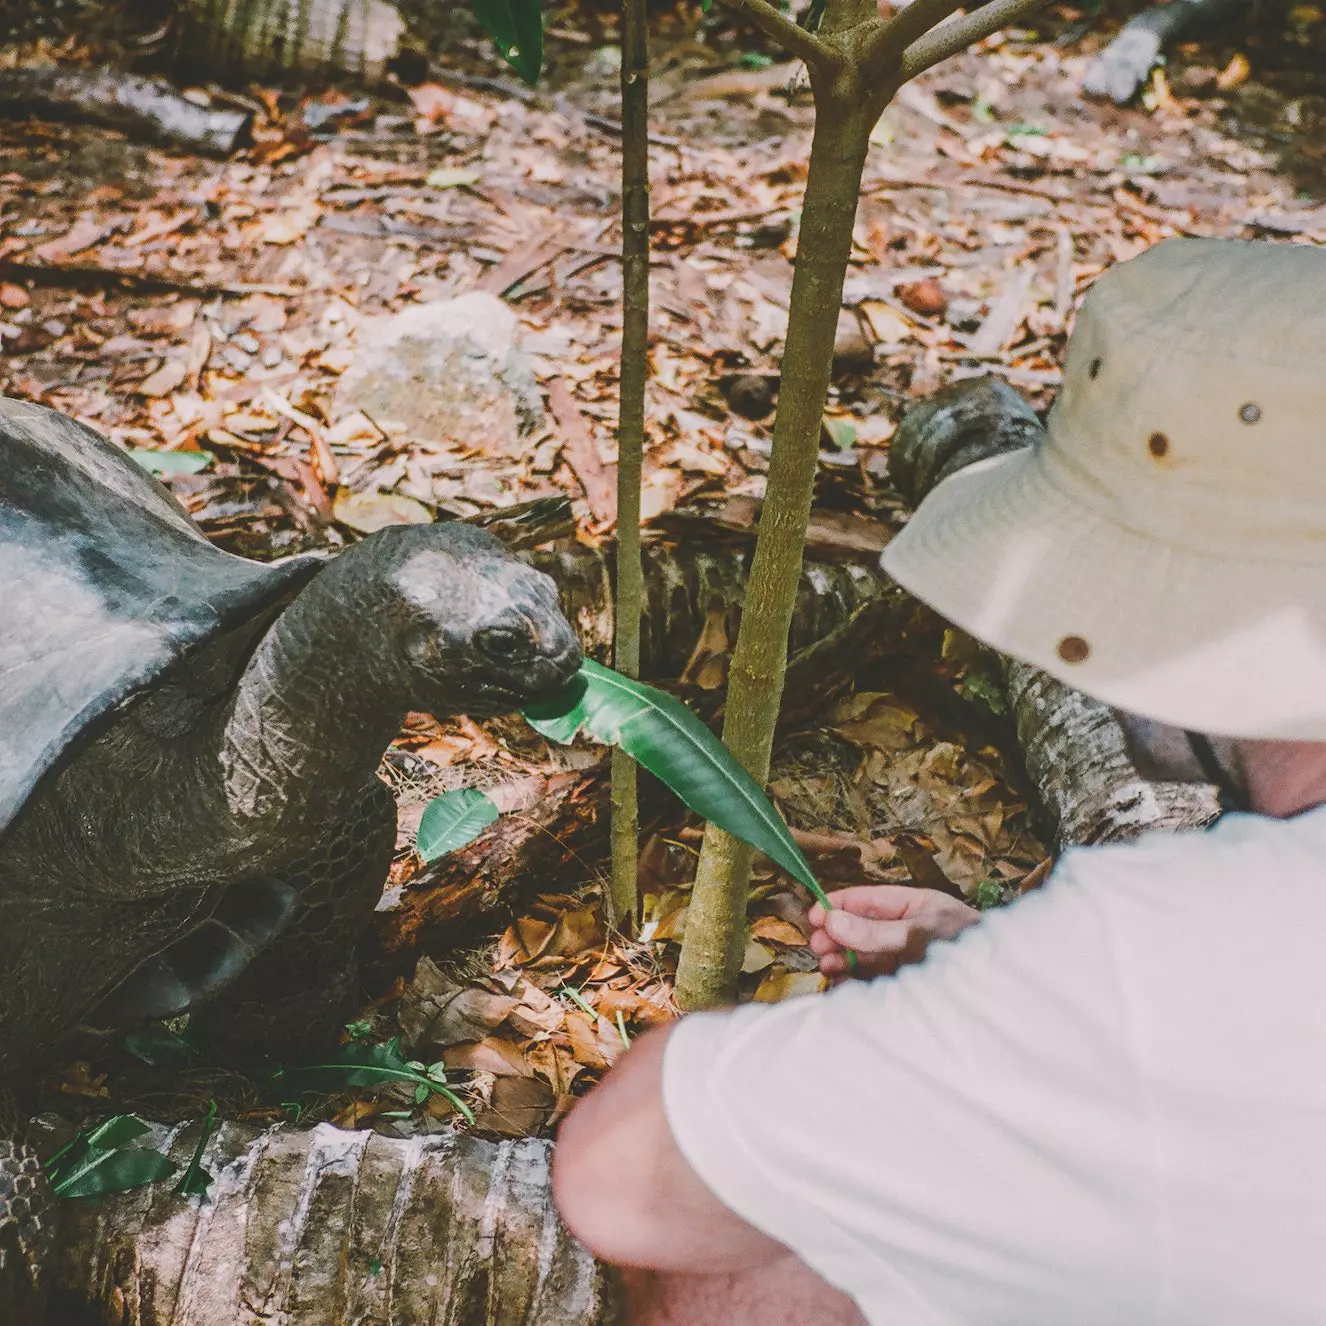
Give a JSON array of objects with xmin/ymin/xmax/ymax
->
[{"xmin": 475, "ymin": 625, "xmax": 534, "ymax": 662}]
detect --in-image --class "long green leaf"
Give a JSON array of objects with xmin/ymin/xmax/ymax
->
[
  {"xmin": 466, "ymin": 0, "xmax": 543, "ymax": 85},
  {"xmin": 417, "ymin": 788, "xmax": 499, "ymax": 863},
  {"xmin": 273, "ymin": 1039, "xmax": 475, "ymax": 1124},
  {"xmin": 47, "ymin": 1115, "xmax": 177, "ymax": 1199},
  {"xmin": 524, "ymin": 660, "xmax": 828, "ymax": 906},
  {"xmin": 173, "ymin": 1100, "xmax": 218, "ymax": 1198}
]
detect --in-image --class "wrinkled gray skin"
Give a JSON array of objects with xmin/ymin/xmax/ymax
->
[{"xmin": 0, "ymin": 406, "xmax": 581, "ymax": 1320}]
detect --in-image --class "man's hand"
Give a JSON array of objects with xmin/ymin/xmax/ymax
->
[{"xmin": 809, "ymin": 885, "xmax": 980, "ymax": 980}]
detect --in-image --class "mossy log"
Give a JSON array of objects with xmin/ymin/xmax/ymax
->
[{"xmin": 50, "ymin": 1121, "xmax": 619, "ymax": 1325}]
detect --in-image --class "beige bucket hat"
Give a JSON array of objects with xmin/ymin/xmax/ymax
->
[{"xmin": 882, "ymin": 238, "xmax": 1326, "ymax": 739}]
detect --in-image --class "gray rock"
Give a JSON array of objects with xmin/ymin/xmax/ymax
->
[{"xmin": 333, "ymin": 292, "xmax": 544, "ymax": 455}]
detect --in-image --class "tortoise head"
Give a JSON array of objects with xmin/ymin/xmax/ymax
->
[{"xmin": 377, "ymin": 522, "xmax": 582, "ymax": 719}]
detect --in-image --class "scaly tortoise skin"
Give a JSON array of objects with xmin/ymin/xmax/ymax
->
[{"xmin": 0, "ymin": 396, "xmax": 582, "ymax": 1318}]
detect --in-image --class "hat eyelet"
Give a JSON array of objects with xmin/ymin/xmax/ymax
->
[
  {"xmin": 1088, "ymin": 358, "xmax": 1102, "ymax": 380},
  {"xmin": 1057, "ymin": 635, "xmax": 1090, "ymax": 664},
  {"xmin": 1147, "ymin": 432, "xmax": 1169, "ymax": 458},
  {"xmin": 1239, "ymin": 402, "xmax": 1262, "ymax": 425}
]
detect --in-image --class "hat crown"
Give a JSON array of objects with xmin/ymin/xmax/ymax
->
[{"xmin": 1048, "ymin": 238, "xmax": 1326, "ymax": 558}]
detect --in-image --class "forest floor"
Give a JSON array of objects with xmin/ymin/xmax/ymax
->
[{"xmin": 4, "ymin": 4, "xmax": 1323, "ymax": 1141}]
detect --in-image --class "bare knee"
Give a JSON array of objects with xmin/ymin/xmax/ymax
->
[{"xmin": 624, "ymin": 1254, "xmax": 868, "ymax": 1326}]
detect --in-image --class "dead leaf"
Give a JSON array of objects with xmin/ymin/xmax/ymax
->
[
  {"xmin": 444, "ymin": 1036, "xmax": 535, "ymax": 1078},
  {"xmin": 136, "ymin": 359, "xmax": 188, "ymax": 398},
  {"xmin": 333, "ymin": 489, "xmax": 433, "ymax": 532},
  {"xmin": 32, "ymin": 218, "xmax": 109, "ymax": 263},
  {"xmin": 753, "ymin": 969, "xmax": 826, "ymax": 1003},
  {"xmin": 398, "ymin": 956, "xmax": 518, "ymax": 1052},
  {"xmin": 469, "ymin": 1074, "xmax": 555, "ymax": 1137}
]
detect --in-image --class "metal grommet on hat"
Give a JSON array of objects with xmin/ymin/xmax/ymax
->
[
  {"xmin": 1057, "ymin": 635, "xmax": 1090, "ymax": 664},
  {"xmin": 1239, "ymin": 402, "xmax": 1262, "ymax": 424}
]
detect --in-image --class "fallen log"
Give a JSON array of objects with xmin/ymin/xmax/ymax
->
[
  {"xmin": 891, "ymin": 376, "xmax": 1220, "ymax": 846},
  {"xmin": 50, "ymin": 1121, "xmax": 619, "ymax": 1325},
  {"xmin": 0, "ymin": 65, "xmax": 252, "ymax": 158}
]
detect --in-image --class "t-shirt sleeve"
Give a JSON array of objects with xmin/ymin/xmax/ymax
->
[{"xmin": 661, "ymin": 863, "xmax": 1164, "ymax": 1326}]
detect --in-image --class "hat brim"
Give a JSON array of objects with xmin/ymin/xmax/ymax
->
[{"xmin": 881, "ymin": 446, "xmax": 1326, "ymax": 739}]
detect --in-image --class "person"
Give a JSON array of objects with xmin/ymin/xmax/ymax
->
[{"xmin": 552, "ymin": 237, "xmax": 1326, "ymax": 1324}]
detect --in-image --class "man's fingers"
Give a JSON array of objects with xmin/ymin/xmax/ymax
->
[
  {"xmin": 828, "ymin": 885, "xmax": 918, "ymax": 921},
  {"xmin": 825, "ymin": 909, "xmax": 908, "ymax": 952},
  {"xmin": 809, "ymin": 929, "xmax": 839, "ymax": 957}
]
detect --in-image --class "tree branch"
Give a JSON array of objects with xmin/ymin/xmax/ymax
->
[
  {"xmin": 720, "ymin": 0, "xmax": 840, "ymax": 74},
  {"xmin": 872, "ymin": 0, "xmax": 965, "ymax": 59},
  {"xmin": 900, "ymin": 0, "xmax": 1050, "ymax": 80}
]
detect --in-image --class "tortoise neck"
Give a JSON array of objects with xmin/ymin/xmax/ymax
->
[{"xmin": 217, "ymin": 547, "xmax": 409, "ymax": 838}]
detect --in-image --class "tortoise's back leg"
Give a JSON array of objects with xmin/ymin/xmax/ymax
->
[{"xmin": 195, "ymin": 779, "xmax": 397, "ymax": 1065}]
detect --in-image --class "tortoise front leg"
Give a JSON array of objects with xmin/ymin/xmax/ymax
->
[{"xmin": 194, "ymin": 780, "xmax": 397, "ymax": 1067}]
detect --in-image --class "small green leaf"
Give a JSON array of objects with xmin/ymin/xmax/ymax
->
[
  {"xmin": 523, "ymin": 660, "xmax": 828, "ymax": 906},
  {"xmin": 738, "ymin": 52, "xmax": 773, "ymax": 70},
  {"xmin": 173, "ymin": 1100, "xmax": 218, "ymax": 1198},
  {"xmin": 823, "ymin": 417, "xmax": 857, "ymax": 452},
  {"xmin": 127, "ymin": 447, "xmax": 213, "ymax": 477},
  {"xmin": 417, "ymin": 788, "xmax": 500, "ymax": 862},
  {"xmin": 466, "ymin": 0, "xmax": 543, "ymax": 85}
]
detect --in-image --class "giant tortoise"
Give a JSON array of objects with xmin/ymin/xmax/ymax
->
[{"xmin": 0, "ymin": 396, "xmax": 581, "ymax": 1317}]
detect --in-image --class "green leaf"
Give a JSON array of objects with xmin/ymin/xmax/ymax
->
[
  {"xmin": 127, "ymin": 447, "xmax": 213, "ymax": 477},
  {"xmin": 466, "ymin": 0, "xmax": 543, "ymax": 85},
  {"xmin": 53, "ymin": 1146, "xmax": 177, "ymax": 1199},
  {"xmin": 416, "ymin": 788, "xmax": 500, "ymax": 862},
  {"xmin": 523, "ymin": 660, "xmax": 828, "ymax": 906},
  {"xmin": 273, "ymin": 1038, "xmax": 475, "ymax": 1125},
  {"xmin": 173, "ymin": 1100, "xmax": 218, "ymax": 1198},
  {"xmin": 46, "ymin": 1115, "xmax": 177, "ymax": 1199}
]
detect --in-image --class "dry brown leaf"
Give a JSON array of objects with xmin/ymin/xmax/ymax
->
[
  {"xmin": 398, "ymin": 956, "xmax": 519, "ymax": 1052},
  {"xmin": 753, "ymin": 969, "xmax": 826, "ymax": 1003},
  {"xmin": 469, "ymin": 1075, "xmax": 555, "ymax": 1138},
  {"xmin": 136, "ymin": 359, "xmax": 188, "ymax": 398},
  {"xmin": 750, "ymin": 916, "xmax": 809, "ymax": 947},
  {"xmin": 333, "ymin": 489, "xmax": 433, "ymax": 533},
  {"xmin": 444, "ymin": 1036, "xmax": 536, "ymax": 1078}
]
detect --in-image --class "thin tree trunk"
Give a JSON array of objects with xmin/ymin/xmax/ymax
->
[
  {"xmin": 676, "ymin": 78, "xmax": 890, "ymax": 1011},
  {"xmin": 678, "ymin": 0, "xmax": 1051, "ymax": 1011},
  {"xmin": 608, "ymin": 0, "xmax": 651, "ymax": 930},
  {"xmin": 50, "ymin": 1121, "xmax": 620, "ymax": 1324}
]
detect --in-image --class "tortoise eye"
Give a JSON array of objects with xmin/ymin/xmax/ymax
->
[{"xmin": 475, "ymin": 625, "xmax": 535, "ymax": 662}]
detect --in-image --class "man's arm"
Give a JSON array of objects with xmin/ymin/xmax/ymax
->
[{"xmin": 553, "ymin": 1024, "xmax": 787, "ymax": 1273}]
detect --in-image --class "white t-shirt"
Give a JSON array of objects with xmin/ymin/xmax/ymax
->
[{"xmin": 662, "ymin": 807, "xmax": 1326, "ymax": 1324}]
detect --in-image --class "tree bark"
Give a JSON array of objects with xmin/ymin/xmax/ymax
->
[
  {"xmin": 0, "ymin": 65, "xmax": 251, "ymax": 157},
  {"xmin": 177, "ymin": 0, "xmax": 406, "ymax": 83},
  {"xmin": 50, "ymin": 1121, "xmax": 620, "ymax": 1325},
  {"xmin": 608, "ymin": 0, "xmax": 651, "ymax": 930}
]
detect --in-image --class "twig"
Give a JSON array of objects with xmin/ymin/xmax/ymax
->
[
  {"xmin": 0, "ymin": 259, "xmax": 299, "ymax": 300},
  {"xmin": 719, "ymin": 0, "xmax": 839, "ymax": 75},
  {"xmin": 901, "ymin": 0, "xmax": 1051, "ymax": 81}
]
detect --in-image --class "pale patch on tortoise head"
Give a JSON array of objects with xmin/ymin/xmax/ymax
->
[{"xmin": 389, "ymin": 525, "xmax": 582, "ymax": 716}]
